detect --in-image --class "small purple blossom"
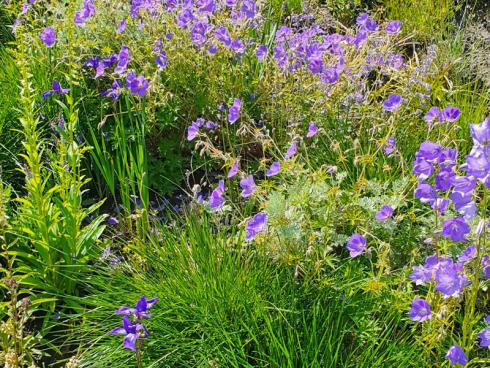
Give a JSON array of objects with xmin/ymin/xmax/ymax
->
[
  {"xmin": 386, "ymin": 20, "xmax": 401, "ymax": 34},
  {"xmin": 209, "ymin": 180, "xmax": 225, "ymax": 210},
  {"xmin": 445, "ymin": 345, "xmax": 468, "ymax": 367},
  {"xmin": 382, "ymin": 138, "xmax": 396, "ymax": 155},
  {"xmin": 375, "ymin": 205, "xmax": 394, "ymax": 222},
  {"xmin": 107, "ymin": 217, "xmax": 119, "ymax": 225},
  {"xmin": 39, "ymin": 27, "xmax": 56, "ymax": 47},
  {"xmin": 227, "ymin": 161, "xmax": 238, "ymax": 178},
  {"xmin": 228, "ymin": 98, "xmax": 242, "ymax": 124},
  {"xmin": 155, "ymin": 52, "xmax": 168, "ymax": 69},
  {"xmin": 187, "ymin": 121, "xmax": 200, "ymax": 141},
  {"xmin": 409, "ymin": 265, "xmax": 432, "ymax": 285},
  {"xmin": 126, "ymin": 72, "xmax": 148, "ymax": 97},
  {"xmin": 266, "ymin": 161, "xmax": 280, "ymax": 177},
  {"xmin": 306, "ymin": 122, "xmax": 318, "ymax": 138},
  {"xmin": 458, "ymin": 245, "xmax": 476, "ymax": 263},
  {"xmin": 117, "ymin": 18, "xmax": 126, "ymax": 33},
  {"xmin": 442, "ymin": 106, "xmax": 461, "ymax": 123},
  {"xmin": 408, "ymin": 298, "xmax": 431, "ymax": 322},
  {"xmin": 256, "ymin": 45, "xmax": 267, "ymax": 61},
  {"xmin": 346, "ymin": 234, "xmax": 366, "ymax": 258},
  {"xmin": 479, "ymin": 329, "xmax": 490, "ymax": 349},
  {"xmin": 435, "ymin": 264, "xmax": 467, "ymax": 298},
  {"xmin": 383, "ymin": 94, "xmax": 402, "ymax": 112},
  {"xmin": 115, "ymin": 45, "xmax": 130, "ymax": 74},
  {"xmin": 108, "ymin": 315, "xmax": 148, "ymax": 352},
  {"xmin": 115, "ymin": 296, "xmax": 159, "ymax": 320},
  {"xmin": 285, "ymin": 140, "xmax": 297, "ymax": 159},
  {"xmin": 245, "ymin": 212, "xmax": 267, "ymax": 241},
  {"xmin": 240, "ymin": 175, "xmax": 256, "ymax": 198},
  {"xmin": 442, "ymin": 217, "xmax": 470, "ymax": 242}
]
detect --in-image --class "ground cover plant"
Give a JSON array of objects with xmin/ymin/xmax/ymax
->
[{"xmin": 0, "ymin": 0, "xmax": 489, "ymax": 367}]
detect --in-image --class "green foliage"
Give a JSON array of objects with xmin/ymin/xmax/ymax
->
[
  {"xmin": 383, "ymin": 0, "xmax": 458, "ymax": 42},
  {"xmin": 65, "ymin": 214, "xmax": 424, "ymax": 367}
]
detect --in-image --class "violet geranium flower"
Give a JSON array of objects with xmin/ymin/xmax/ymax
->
[
  {"xmin": 375, "ymin": 205, "xmax": 394, "ymax": 222},
  {"xmin": 126, "ymin": 72, "xmax": 148, "ymax": 97},
  {"xmin": 346, "ymin": 234, "xmax": 366, "ymax": 258},
  {"xmin": 479, "ymin": 329, "xmax": 490, "ymax": 349},
  {"xmin": 445, "ymin": 345, "xmax": 468, "ymax": 367},
  {"xmin": 39, "ymin": 27, "xmax": 56, "ymax": 47},
  {"xmin": 228, "ymin": 98, "xmax": 242, "ymax": 124},
  {"xmin": 227, "ymin": 161, "xmax": 238, "ymax": 178},
  {"xmin": 442, "ymin": 217, "xmax": 470, "ymax": 242},
  {"xmin": 386, "ymin": 20, "xmax": 401, "ymax": 34},
  {"xmin": 408, "ymin": 298, "xmax": 431, "ymax": 322},
  {"xmin": 266, "ymin": 161, "xmax": 280, "ymax": 177},
  {"xmin": 306, "ymin": 122, "xmax": 318, "ymax": 138},
  {"xmin": 240, "ymin": 175, "xmax": 256, "ymax": 198},
  {"xmin": 383, "ymin": 94, "xmax": 402, "ymax": 112},
  {"xmin": 285, "ymin": 140, "xmax": 297, "ymax": 159},
  {"xmin": 245, "ymin": 212, "xmax": 267, "ymax": 241}
]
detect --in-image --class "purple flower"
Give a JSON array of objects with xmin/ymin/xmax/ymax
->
[
  {"xmin": 39, "ymin": 27, "xmax": 56, "ymax": 47},
  {"xmin": 209, "ymin": 180, "xmax": 225, "ymax": 210},
  {"xmin": 102, "ymin": 80, "xmax": 122, "ymax": 100},
  {"xmin": 375, "ymin": 205, "xmax": 394, "ymax": 222},
  {"xmin": 412, "ymin": 158, "xmax": 434, "ymax": 180},
  {"xmin": 435, "ymin": 264, "xmax": 467, "ymax": 298},
  {"xmin": 445, "ymin": 345, "xmax": 468, "ymax": 367},
  {"xmin": 187, "ymin": 121, "xmax": 200, "ymax": 141},
  {"xmin": 458, "ymin": 245, "xmax": 476, "ymax": 263},
  {"xmin": 414, "ymin": 182, "xmax": 437, "ymax": 204},
  {"xmin": 215, "ymin": 27, "xmax": 231, "ymax": 46},
  {"xmin": 470, "ymin": 118, "xmax": 490, "ymax": 146},
  {"xmin": 435, "ymin": 170, "xmax": 455, "ymax": 191},
  {"xmin": 409, "ymin": 265, "xmax": 432, "ymax": 285},
  {"xmin": 382, "ymin": 138, "xmax": 396, "ymax": 155},
  {"xmin": 126, "ymin": 72, "xmax": 148, "ymax": 97},
  {"xmin": 266, "ymin": 161, "xmax": 280, "ymax": 177},
  {"xmin": 285, "ymin": 140, "xmax": 297, "ymax": 159},
  {"xmin": 417, "ymin": 141, "xmax": 442, "ymax": 162},
  {"xmin": 365, "ymin": 18, "xmax": 378, "ymax": 32},
  {"xmin": 108, "ymin": 315, "xmax": 148, "ymax": 352},
  {"xmin": 321, "ymin": 68, "xmax": 339, "ymax": 84},
  {"xmin": 155, "ymin": 52, "xmax": 168, "ymax": 69},
  {"xmin": 356, "ymin": 13, "xmax": 369, "ymax": 26},
  {"xmin": 205, "ymin": 120, "xmax": 216, "ymax": 129},
  {"xmin": 432, "ymin": 197, "xmax": 449, "ymax": 215},
  {"xmin": 306, "ymin": 122, "xmax": 318, "ymax": 138},
  {"xmin": 386, "ymin": 20, "xmax": 401, "ymax": 34},
  {"xmin": 485, "ymin": 315, "xmax": 490, "ymax": 325},
  {"xmin": 479, "ymin": 329, "xmax": 490, "ymax": 349},
  {"xmin": 227, "ymin": 161, "xmax": 238, "ymax": 178},
  {"xmin": 240, "ymin": 175, "xmax": 256, "ymax": 197},
  {"xmin": 245, "ymin": 212, "xmax": 267, "ymax": 241},
  {"xmin": 442, "ymin": 217, "xmax": 470, "ymax": 242},
  {"xmin": 442, "ymin": 106, "xmax": 460, "ymax": 123},
  {"xmin": 117, "ymin": 18, "xmax": 126, "ymax": 33},
  {"xmin": 408, "ymin": 298, "xmax": 431, "ymax": 322},
  {"xmin": 346, "ymin": 234, "xmax": 366, "ymax": 258},
  {"xmin": 107, "ymin": 217, "xmax": 119, "ymax": 225},
  {"xmin": 74, "ymin": 0, "xmax": 95, "ymax": 26},
  {"xmin": 383, "ymin": 94, "xmax": 402, "ymax": 112},
  {"xmin": 42, "ymin": 80, "xmax": 70, "ymax": 99},
  {"xmin": 115, "ymin": 45, "xmax": 130, "ymax": 74},
  {"xmin": 424, "ymin": 106, "xmax": 443, "ymax": 125},
  {"xmin": 228, "ymin": 98, "xmax": 242, "ymax": 124},
  {"xmin": 115, "ymin": 296, "xmax": 159, "ymax": 320},
  {"xmin": 256, "ymin": 45, "xmax": 267, "ymax": 61},
  {"xmin": 231, "ymin": 39, "xmax": 245, "ymax": 55},
  {"xmin": 240, "ymin": 0, "xmax": 257, "ymax": 19},
  {"xmin": 482, "ymin": 256, "xmax": 490, "ymax": 278}
]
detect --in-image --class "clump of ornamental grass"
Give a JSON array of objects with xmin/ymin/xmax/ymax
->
[{"xmin": 62, "ymin": 214, "xmax": 425, "ymax": 367}]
